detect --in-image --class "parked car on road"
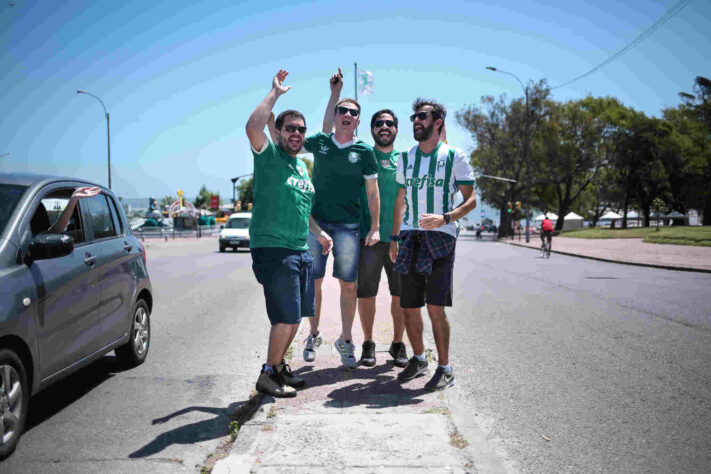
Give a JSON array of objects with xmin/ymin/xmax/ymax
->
[
  {"xmin": 219, "ymin": 212, "xmax": 251, "ymax": 252},
  {"xmin": 0, "ymin": 173, "xmax": 153, "ymax": 458}
]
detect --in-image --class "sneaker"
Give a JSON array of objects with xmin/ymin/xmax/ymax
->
[
  {"xmin": 397, "ymin": 356, "xmax": 429, "ymax": 380},
  {"xmin": 359, "ymin": 340, "xmax": 376, "ymax": 367},
  {"xmin": 277, "ymin": 360, "xmax": 305, "ymax": 388},
  {"xmin": 424, "ymin": 367, "xmax": 455, "ymax": 391},
  {"xmin": 256, "ymin": 367, "xmax": 297, "ymax": 398},
  {"xmin": 303, "ymin": 332, "xmax": 322, "ymax": 362},
  {"xmin": 388, "ymin": 341, "xmax": 408, "ymax": 367},
  {"xmin": 334, "ymin": 337, "xmax": 357, "ymax": 368}
]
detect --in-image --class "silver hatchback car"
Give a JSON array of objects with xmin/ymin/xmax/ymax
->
[{"xmin": 0, "ymin": 173, "xmax": 152, "ymax": 458}]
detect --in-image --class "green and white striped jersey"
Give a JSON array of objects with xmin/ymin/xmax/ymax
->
[{"xmin": 396, "ymin": 142, "xmax": 475, "ymax": 237}]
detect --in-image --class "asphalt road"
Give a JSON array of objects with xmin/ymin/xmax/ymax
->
[
  {"xmin": 3, "ymin": 236, "xmax": 710, "ymax": 473},
  {"xmin": 449, "ymin": 234, "xmax": 711, "ymax": 473},
  {"xmin": 3, "ymin": 238, "xmax": 266, "ymax": 473}
]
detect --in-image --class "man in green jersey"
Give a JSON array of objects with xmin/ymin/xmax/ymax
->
[
  {"xmin": 301, "ymin": 69, "xmax": 381, "ymax": 369},
  {"xmin": 389, "ymin": 98, "xmax": 478, "ymax": 391},
  {"xmin": 245, "ymin": 69, "xmax": 332, "ymax": 397},
  {"xmin": 356, "ymin": 109, "xmax": 408, "ymax": 368}
]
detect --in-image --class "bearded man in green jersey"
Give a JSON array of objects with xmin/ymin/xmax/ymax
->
[
  {"xmin": 389, "ymin": 98, "xmax": 478, "ymax": 391},
  {"xmin": 356, "ymin": 109, "xmax": 408, "ymax": 368},
  {"xmin": 301, "ymin": 69, "xmax": 381, "ymax": 369},
  {"xmin": 245, "ymin": 69, "xmax": 333, "ymax": 398}
]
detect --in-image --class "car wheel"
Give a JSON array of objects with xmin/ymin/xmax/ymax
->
[
  {"xmin": 0, "ymin": 349, "xmax": 29, "ymax": 459},
  {"xmin": 115, "ymin": 299, "xmax": 151, "ymax": 367}
]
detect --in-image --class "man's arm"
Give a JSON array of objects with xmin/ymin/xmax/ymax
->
[
  {"xmin": 364, "ymin": 179, "xmax": 380, "ymax": 246},
  {"xmin": 267, "ymin": 112, "xmax": 278, "ymax": 144},
  {"xmin": 322, "ymin": 68, "xmax": 343, "ymax": 133},
  {"xmin": 389, "ymin": 188, "xmax": 407, "ymax": 262},
  {"xmin": 246, "ymin": 69, "xmax": 291, "ymax": 151},
  {"xmin": 309, "ymin": 216, "xmax": 333, "ymax": 255},
  {"xmin": 47, "ymin": 186, "xmax": 102, "ymax": 234},
  {"xmin": 418, "ymin": 185, "xmax": 477, "ymax": 230}
]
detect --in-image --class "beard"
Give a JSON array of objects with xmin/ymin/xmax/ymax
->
[
  {"xmin": 414, "ymin": 122, "xmax": 435, "ymax": 142},
  {"xmin": 373, "ymin": 131, "xmax": 396, "ymax": 147},
  {"xmin": 278, "ymin": 135, "xmax": 302, "ymax": 154}
]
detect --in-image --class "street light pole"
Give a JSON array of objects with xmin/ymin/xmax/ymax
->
[
  {"xmin": 77, "ymin": 90, "xmax": 111, "ymax": 190},
  {"xmin": 231, "ymin": 173, "xmax": 254, "ymax": 208},
  {"xmin": 486, "ymin": 66, "xmax": 532, "ymax": 242}
]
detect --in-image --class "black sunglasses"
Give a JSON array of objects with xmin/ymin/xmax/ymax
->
[
  {"xmin": 374, "ymin": 119, "xmax": 395, "ymax": 128},
  {"xmin": 410, "ymin": 111, "xmax": 430, "ymax": 122},
  {"xmin": 283, "ymin": 125, "xmax": 307, "ymax": 134},
  {"xmin": 337, "ymin": 106, "xmax": 360, "ymax": 117}
]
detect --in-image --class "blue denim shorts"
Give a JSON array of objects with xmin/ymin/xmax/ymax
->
[
  {"xmin": 251, "ymin": 247, "xmax": 315, "ymax": 325},
  {"xmin": 307, "ymin": 220, "xmax": 360, "ymax": 282}
]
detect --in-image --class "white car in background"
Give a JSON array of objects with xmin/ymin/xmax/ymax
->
[{"xmin": 219, "ymin": 212, "xmax": 251, "ymax": 252}]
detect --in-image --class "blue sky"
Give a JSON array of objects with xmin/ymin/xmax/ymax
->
[{"xmin": 1, "ymin": 0, "xmax": 709, "ymax": 209}]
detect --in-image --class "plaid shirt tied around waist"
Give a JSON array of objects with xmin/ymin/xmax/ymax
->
[{"xmin": 393, "ymin": 230, "xmax": 456, "ymax": 275}]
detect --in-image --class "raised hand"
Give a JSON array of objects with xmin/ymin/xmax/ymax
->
[
  {"xmin": 272, "ymin": 69, "xmax": 291, "ymax": 96},
  {"xmin": 71, "ymin": 186, "xmax": 101, "ymax": 199},
  {"xmin": 329, "ymin": 67, "xmax": 343, "ymax": 94}
]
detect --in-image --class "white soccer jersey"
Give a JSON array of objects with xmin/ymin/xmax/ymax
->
[{"xmin": 396, "ymin": 142, "xmax": 476, "ymax": 237}]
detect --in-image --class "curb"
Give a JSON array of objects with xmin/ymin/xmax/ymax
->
[{"xmin": 499, "ymin": 239, "xmax": 711, "ymax": 274}]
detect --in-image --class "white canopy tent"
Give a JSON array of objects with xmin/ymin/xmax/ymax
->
[
  {"xmin": 562, "ymin": 211, "xmax": 584, "ymax": 230},
  {"xmin": 600, "ymin": 211, "xmax": 622, "ymax": 219},
  {"xmin": 534, "ymin": 213, "xmax": 558, "ymax": 221}
]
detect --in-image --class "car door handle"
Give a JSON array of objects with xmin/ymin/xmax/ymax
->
[
  {"xmin": 123, "ymin": 243, "xmax": 133, "ymax": 252},
  {"xmin": 84, "ymin": 253, "xmax": 97, "ymax": 266}
]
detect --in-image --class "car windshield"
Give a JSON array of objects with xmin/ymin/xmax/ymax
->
[
  {"xmin": 226, "ymin": 217, "xmax": 250, "ymax": 229},
  {"xmin": 0, "ymin": 184, "xmax": 28, "ymax": 236}
]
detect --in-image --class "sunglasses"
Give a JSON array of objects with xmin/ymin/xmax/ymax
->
[
  {"xmin": 283, "ymin": 125, "xmax": 307, "ymax": 134},
  {"xmin": 337, "ymin": 106, "xmax": 360, "ymax": 117},
  {"xmin": 410, "ymin": 111, "xmax": 430, "ymax": 122},
  {"xmin": 373, "ymin": 120, "xmax": 395, "ymax": 128}
]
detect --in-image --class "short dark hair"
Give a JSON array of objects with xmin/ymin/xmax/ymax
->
[
  {"xmin": 275, "ymin": 110, "xmax": 306, "ymax": 130},
  {"xmin": 334, "ymin": 98, "xmax": 361, "ymax": 114},
  {"xmin": 370, "ymin": 109, "xmax": 398, "ymax": 129},
  {"xmin": 412, "ymin": 98, "xmax": 446, "ymax": 133}
]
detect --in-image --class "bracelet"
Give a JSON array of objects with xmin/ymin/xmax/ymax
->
[
  {"xmin": 389, "ymin": 235, "xmax": 401, "ymax": 242},
  {"xmin": 443, "ymin": 213, "xmax": 451, "ymax": 224}
]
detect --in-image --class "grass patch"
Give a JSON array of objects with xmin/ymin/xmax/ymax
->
[
  {"xmin": 449, "ymin": 430, "xmax": 469, "ymax": 449},
  {"xmin": 422, "ymin": 407, "xmax": 451, "ymax": 415},
  {"xmin": 560, "ymin": 226, "xmax": 711, "ymax": 246}
]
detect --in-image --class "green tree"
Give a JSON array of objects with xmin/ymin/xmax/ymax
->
[
  {"xmin": 160, "ymin": 195, "xmax": 175, "ymax": 209},
  {"xmin": 237, "ymin": 178, "xmax": 253, "ymax": 210},
  {"xmin": 193, "ymin": 185, "xmax": 221, "ymax": 209}
]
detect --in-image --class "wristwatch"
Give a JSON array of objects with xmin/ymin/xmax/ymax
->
[
  {"xmin": 389, "ymin": 235, "xmax": 401, "ymax": 242},
  {"xmin": 443, "ymin": 213, "xmax": 451, "ymax": 224}
]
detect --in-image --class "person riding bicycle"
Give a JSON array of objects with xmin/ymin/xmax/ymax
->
[{"xmin": 540, "ymin": 215, "xmax": 554, "ymax": 257}]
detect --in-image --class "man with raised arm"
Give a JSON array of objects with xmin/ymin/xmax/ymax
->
[
  {"xmin": 301, "ymin": 69, "xmax": 380, "ymax": 369},
  {"xmin": 245, "ymin": 69, "xmax": 332, "ymax": 397},
  {"xmin": 389, "ymin": 98, "xmax": 477, "ymax": 391}
]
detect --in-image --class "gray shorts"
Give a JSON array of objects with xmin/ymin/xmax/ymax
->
[{"xmin": 357, "ymin": 240, "xmax": 401, "ymax": 299}]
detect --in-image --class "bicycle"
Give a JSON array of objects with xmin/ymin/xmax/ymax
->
[{"xmin": 540, "ymin": 231, "xmax": 552, "ymax": 258}]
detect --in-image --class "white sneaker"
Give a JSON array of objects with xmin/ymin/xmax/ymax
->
[
  {"xmin": 303, "ymin": 332, "xmax": 322, "ymax": 362},
  {"xmin": 334, "ymin": 337, "xmax": 357, "ymax": 368}
]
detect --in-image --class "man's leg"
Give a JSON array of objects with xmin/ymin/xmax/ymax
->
[
  {"xmin": 391, "ymin": 296, "xmax": 405, "ymax": 343},
  {"xmin": 425, "ymin": 304, "xmax": 449, "ymax": 366},
  {"xmin": 339, "ymin": 279, "xmax": 357, "ymax": 341},
  {"xmin": 330, "ymin": 223, "xmax": 360, "ymax": 368},
  {"xmin": 267, "ymin": 323, "xmax": 298, "ymax": 366},
  {"xmin": 310, "ymin": 277, "xmax": 323, "ymax": 335},
  {"xmin": 403, "ymin": 307, "xmax": 424, "ymax": 355},
  {"xmin": 358, "ymin": 296, "xmax": 376, "ymax": 341}
]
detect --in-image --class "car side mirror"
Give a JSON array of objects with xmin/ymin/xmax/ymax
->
[{"xmin": 29, "ymin": 234, "xmax": 74, "ymax": 261}]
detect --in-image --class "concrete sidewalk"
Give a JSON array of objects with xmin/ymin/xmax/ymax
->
[
  {"xmin": 214, "ymin": 260, "xmax": 507, "ymax": 473},
  {"xmin": 500, "ymin": 234, "xmax": 711, "ymax": 273}
]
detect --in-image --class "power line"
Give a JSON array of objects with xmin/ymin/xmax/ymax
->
[{"xmin": 552, "ymin": 0, "xmax": 691, "ymax": 90}]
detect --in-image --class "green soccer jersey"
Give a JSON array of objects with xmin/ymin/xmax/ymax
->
[
  {"xmin": 249, "ymin": 140, "xmax": 315, "ymax": 250},
  {"xmin": 304, "ymin": 132, "xmax": 378, "ymax": 224},
  {"xmin": 359, "ymin": 149, "xmax": 400, "ymax": 241}
]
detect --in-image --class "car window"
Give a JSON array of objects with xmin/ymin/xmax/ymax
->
[
  {"xmin": 37, "ymin": 190, "xmax": 86, "ymax": 244},
  {"xmin": 85, "ymin": 195, "xmax": 117, "ymax": 240},
  {"xmin": 0, "ymin": 184, "xmax": 28, "ymax": 236},
  {"xmin": 107, "ymin": 195, "xmax": 124, "ymax": 235},
  {"xmin": 226, "ymin": 217, "xmax": 250, "ymax": 229}
]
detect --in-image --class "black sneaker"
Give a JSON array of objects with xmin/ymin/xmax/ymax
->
[
  {"xmin": 359, "ymin": 340, "xmax": 376, "ymax": 367},
  {"xmin": 397, "ymin": 356, "xmax": 429, "ymax": 380},
  {"xmin": 277, "ymin": 360, "xmax": 305, "ymax": 388},
  {"xmin": 424, "ymin": 367, "xmax": 455, "ymax": 391},
  {"xmin": 388, "ymin": 341, "xmax": 408, "ymax": 367},
  {"xmin": 256, "ymin": 366, "xmax": 296, "ymax": 398}
]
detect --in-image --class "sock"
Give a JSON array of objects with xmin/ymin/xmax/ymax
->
[
  {"xmin": 414, "ymin": 353, "xmax": 427, "ymax": 362},
  {"xmin": 345, "ymin": 339, "xmax": 351, "ymax": 344},
  {"xmin": 438, "ymin": 364, "xmax": 452, "ymax": 373},
  {"xmin": 262, "ymin": 364, "xmax": 274, "ymax": 374},
  {"xmin": 312, "ymin": 331, "xmax": 319, "ymax": 338}
]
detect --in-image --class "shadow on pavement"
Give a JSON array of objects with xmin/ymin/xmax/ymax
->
[{"xmin": 129, "ymin": 400, "xmax": 247, "ymax": 458}]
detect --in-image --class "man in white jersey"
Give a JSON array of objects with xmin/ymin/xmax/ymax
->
[{"xmin": 389, "ymin": 98, "xmax": 477, "ymax": 391}]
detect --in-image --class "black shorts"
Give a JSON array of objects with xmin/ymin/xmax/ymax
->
[
  {"xmin": 357, "ymin": 240, "xmax": 401, "ymax": 298},
  {"xmin": 400, "ymin": 238, "xmax": 455, "ymax": 308}
]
